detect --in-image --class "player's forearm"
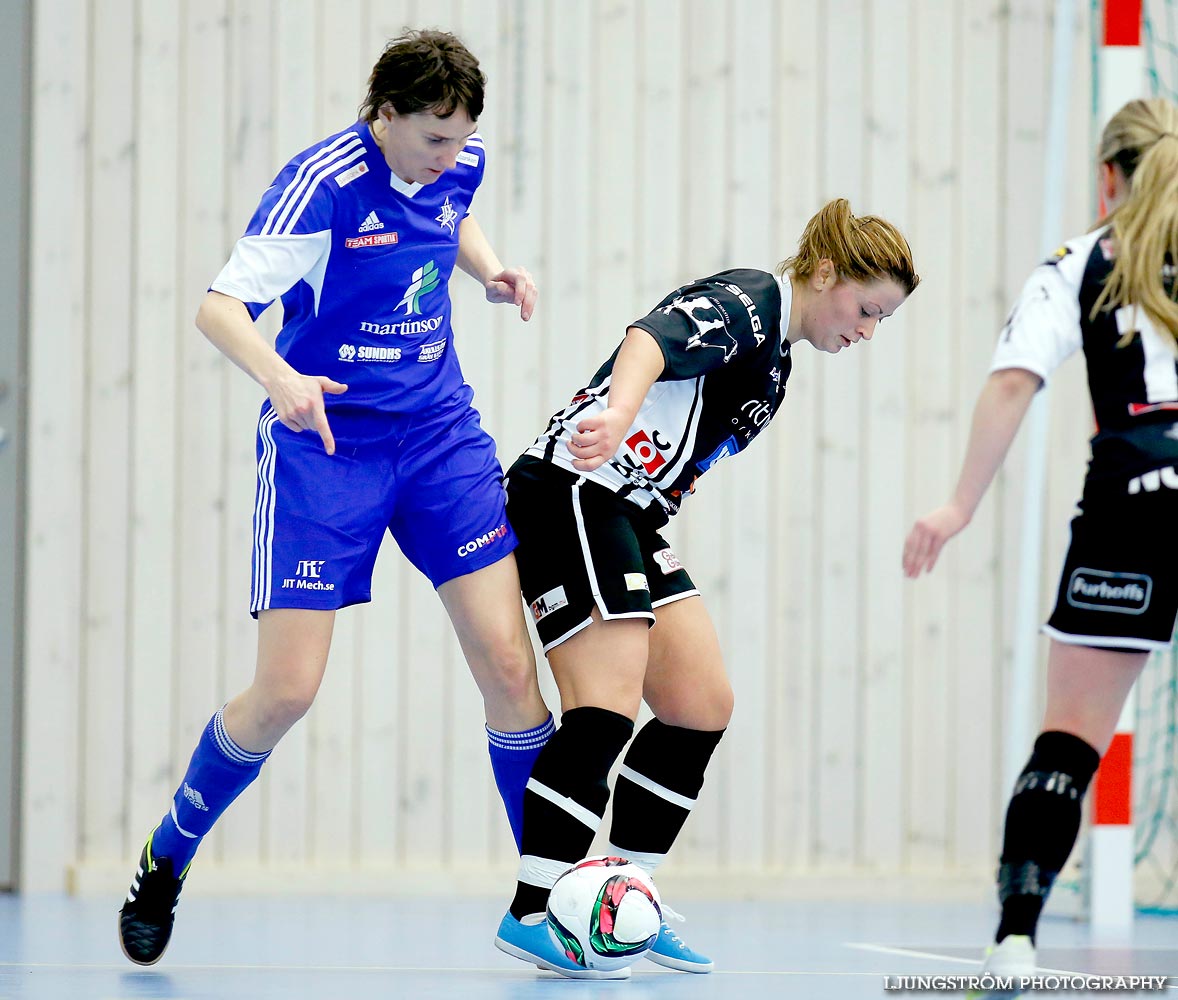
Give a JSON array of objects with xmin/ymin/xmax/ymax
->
[
  {"xmin": 195, "ymin": 290, "xmax": 297, "ymax": 391},
  {"xmin": 950, "ymin": 367, "xmax": 1041, "ymax": 519},
  {"xmin": 607, "ymin": 328, "xmax": 666, "ymax": 423},
  {"xmin": 456, "ymin": 214, "xmax": 502, "ymax": 285}
]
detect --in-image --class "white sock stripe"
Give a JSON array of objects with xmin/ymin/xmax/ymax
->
[
  {"xmin": 517, "ymin": 854, "xmax": 572, "ymax": 889},
  {"xmin": 485, "ymin": 715, "xmax": 556, "ymax": 748},
  {"xmin": 488, "ymin": 715, "xmax": 557, "ymax": 738},
  {"xmin": 606, "ymin": 844, "xmax": 666, "ymax": 876},
  {"xmin": 212, "ymin": 709, "xmax": 271, "ymax": 765},
  {"xmin": 169, "ymin": 802, "xmax": 198, "ymax": 839},
  {"xmin": 617, "ymin": 764, "xmax": 698, "ymax": 812},
  {"xmin": 251, "ymin": 408, "xmax": 280, "ymax": 612},
  {"xmin": 487, "ymin": 733, "xmax": 553, "ymax": 752},
  {"xmin": 525, "ymin": 777, "xmax": 602, "ymax": 831}
]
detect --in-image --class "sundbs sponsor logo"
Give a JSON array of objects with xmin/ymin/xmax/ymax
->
[
  {"xmin": 358, "ymin": 345, "xmax": 401, "ymax": 362},
  {"xmin": 339, "ymin": 344, "xmax": 402, "ymax": 362}
]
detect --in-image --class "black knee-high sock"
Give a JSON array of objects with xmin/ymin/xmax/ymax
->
[
  {"xmin": 510, "ymin": 706, "xmax": 635, "ymax": 919},
  {"xmin": 995, "ymin": 730, "xmax": 1101, "ymax": 944},
  {"xmin": 607, "ymin": 718, "xmax": 725, "ymax": 874}
]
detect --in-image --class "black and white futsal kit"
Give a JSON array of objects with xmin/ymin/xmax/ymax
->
[
  {"xmin": 507, "ymin": 268, "xmax": 792, "ymax": 651},
  {"xmin": 994, "ymin": 229, "xmax": 1178, "ymax": 650}
]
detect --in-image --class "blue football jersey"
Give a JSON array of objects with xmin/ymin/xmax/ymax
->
[{"xmin": 211, "ymin": 121, "xmax": 487, "ymax": 419}]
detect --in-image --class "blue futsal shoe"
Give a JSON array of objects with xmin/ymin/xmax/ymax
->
[
  {"xmin": 494, "ymin": 912, "xmax": 632, "ymax": 980},
  {"xmin": 644, "ymin": 905, "xmax": 714, "ymax": 973}
]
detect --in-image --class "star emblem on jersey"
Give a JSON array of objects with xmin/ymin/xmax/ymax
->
[
  {"xmin": 397, "ymin": 261, "xmax": 441, "ymax": 315},
  {"xmin": 358, "ymin": 210, "xmax": 384, "ymax": 233},
  {"xmin": 435, "ymin": 196, "xmax": 458, "ymax": 235}
]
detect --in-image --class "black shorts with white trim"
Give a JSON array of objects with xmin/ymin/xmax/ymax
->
[
  {"xmin": 1044, "ymin": 463, "xmax": 1178, "ymax": 651},
  {"xmin": 505, "ymin": 456, "xmax": 698, "ymax": 652}
]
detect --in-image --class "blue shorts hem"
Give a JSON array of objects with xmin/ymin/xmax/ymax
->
[
  {"xmin": 429, "ymin": 536, "xmax": 518, "ymax": 590},
  {"xmin": 250, "ymin": 592, "xmax": 373, "ymax": 619}
]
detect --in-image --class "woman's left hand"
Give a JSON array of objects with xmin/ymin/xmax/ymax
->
[{"xmin": 485, "ymin": 266, "xmax": 537, "ymax": 321}]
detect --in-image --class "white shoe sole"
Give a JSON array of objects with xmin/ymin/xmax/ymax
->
[
  {"xmin": 494, "ymin": 934, "xmax": 632, "ymax": 980},
  {"xmin": 644, "ymin": 949, "xmax": 714, "ymax": 973}
]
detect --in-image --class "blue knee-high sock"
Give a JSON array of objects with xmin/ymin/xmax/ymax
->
[
  {"xmin": 487, "ymin": 714, "xmax": 555, "ymax": 852},
  {"xmin": 149, "ymin": 708, "xmax": 271, "ymax": 874}
]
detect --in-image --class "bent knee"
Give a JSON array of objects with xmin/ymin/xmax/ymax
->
[
  {"xmin": 714, "ymin": 684, "xmax": 735, "ymax": 727},
  {"xmin": 467, "ymin": 630, "xmax": 537, "ymax": 692},
  {"xmin": 656, "ymin": 682, "xmax": 734, "ymax": 731},
  {"xmin": 255, "ymin": 685, "xmax": 318, "ymax": 734},
  {"xmin": 698, "ymin": 683, "xmax": 735, "ymax": 730}
]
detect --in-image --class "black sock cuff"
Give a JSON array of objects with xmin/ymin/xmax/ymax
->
[
  {"xmin": 1030, "ymin": 730, "xmax": 1101, "ymax": 791},
  {"xmin": 529, "ymin": 707, "xmax": 634, "ymax": 793},
  {"xmin": 624, "ymin": 718, "xmax": 725, "ymax": 797},
  {"xmin": 559, "ymin": 705, "xmax": 636, "ymax": 743}
]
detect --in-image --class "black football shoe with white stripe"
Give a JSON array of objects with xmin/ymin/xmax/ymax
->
[{"xmin": 118, "ymin": 837, "xmax": 186, "ymax": 965}]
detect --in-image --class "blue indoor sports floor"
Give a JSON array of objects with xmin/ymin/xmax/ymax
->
[{"xmin": 1, "ymin": 893, "xmax": 1175, "ymax": 998}]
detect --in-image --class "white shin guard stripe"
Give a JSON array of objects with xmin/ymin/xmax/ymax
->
[
  {"xmin": 169, "ymin": 802, "xmax": 199, "ymax": 839},
  {"xmin": 517, "ymin": 854, "xmax": 575, "ymax": 888},
  {"xmin": 606, "ymin": 845, "xmax": 666, "ymax": 876},
  {"xmin": 525, "ymin": 777, "xmax": 602, "ymax": 831},
  {"xmin": 617, "ymin": 764, "xmax": 698, "ymax": 812}
]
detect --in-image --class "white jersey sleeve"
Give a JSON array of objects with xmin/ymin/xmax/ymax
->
[
  {"xmin": 210, "ymin": 231, "xmax": 332, "ymax": 317},
  {"xmin": 989, "ymin": 230, "xmax": 1100, "ymax": 386},
  {"xmin": 208, "ymin": 131, "xmax": 356, "ymax": 319}
]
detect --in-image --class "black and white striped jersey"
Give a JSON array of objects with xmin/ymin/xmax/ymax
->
[
  {"xmin": 992, "ymin": 226, "xmax": 1178, "ymax": 477},
  {"xmin": 524, "ymin": 268, "xmax": 793, "ymax": 516},
  {"xmin": 995, "ymin": 227, "xmax": 1178, "ymax": 431}
]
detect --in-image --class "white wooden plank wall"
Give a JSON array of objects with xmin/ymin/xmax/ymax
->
[
  {"xmin": 22, "ymin": 0, "xmax": 1101, "ymax": 890},
  {"xmin": 860, "ymin": 0, "xmax": 912, "ymax": 873},
  {"xmin": 952, "ymin": 0, "xmax": 1004, "ymax": 873}
]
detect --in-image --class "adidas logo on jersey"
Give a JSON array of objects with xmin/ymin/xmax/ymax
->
[{"xmin": 358, "ymin": 211, "xmax": 384, "ymax": 232}]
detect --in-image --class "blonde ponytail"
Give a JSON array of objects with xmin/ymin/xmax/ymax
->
[{"xmin": 1091, "ymin": 98, "xmax": 1178, "ymax": 345}]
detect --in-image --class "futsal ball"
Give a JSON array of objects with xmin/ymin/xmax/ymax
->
[{"xmin": 546, "ymin": 855, "xmax": 662, "ymax": 971}]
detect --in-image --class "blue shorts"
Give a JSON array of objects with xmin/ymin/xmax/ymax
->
[{"xmin": 250, "ymin": 385, "xmax": 515, "ymax": 613}]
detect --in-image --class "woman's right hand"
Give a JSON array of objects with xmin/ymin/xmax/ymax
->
[
  {"xmin": 902, "ymin": 503, "xmax": 971, "ymax": 578},
  {"xmin": 568, "ymin": 406, "xmax": 631, "ymax": 472},
  {"xmin": 265, "ymin": 371, "xmax": 348, "ymax": 455}
]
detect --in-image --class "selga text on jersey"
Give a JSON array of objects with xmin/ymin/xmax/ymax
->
[
  {"xmin": 991, "ymin": 226, "xmax": 1178, "ymax": 479},
  {"xmin": 526, "ymin": 269, "xmax": 794, "ymax": 515},
  {"xmin": 210, "ymin": 121, "xmax": 486, "ymax": 421}
]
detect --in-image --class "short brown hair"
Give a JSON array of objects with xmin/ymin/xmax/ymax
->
[{"xmin": 361, "ymin": 29, "xmax": 485, "ymax": 122}]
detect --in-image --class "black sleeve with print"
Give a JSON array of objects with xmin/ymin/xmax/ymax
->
[{"xmin": 630, "ymin": 269, "xmax": 781, "ymax": 381}]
